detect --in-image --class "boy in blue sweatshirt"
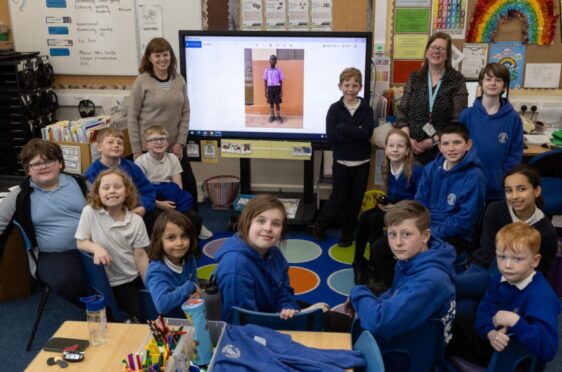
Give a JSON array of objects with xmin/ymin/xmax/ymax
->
[
  {"xmin": 459, "ymin": 63, "xmax": 524, "ymax": 201},
  {"xmin": 447, "ymin": 222, "xmax": 560, "ymax": 368},
  {"xmin": 84, "ymin": 128, "xmax": 157, "ymax": 230},
  {"xmin": 348, "ymin": 200, "xmax": 456, "ymax": 341},
  {"xmin": 415, "ymin": 121, "xmax": 486, "ymax": 254},
  {"xmin": 368, "ymin": 122, "xmax": 485, "ymax": 290}
]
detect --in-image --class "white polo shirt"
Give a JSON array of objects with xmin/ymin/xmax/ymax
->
[
  {"xmin": 75, "ymin": 205, "xmax": 150, "ymax": 286},
  {"xmin": 135, "ymin": 152, "xmax": 183, "ymax": 184}
]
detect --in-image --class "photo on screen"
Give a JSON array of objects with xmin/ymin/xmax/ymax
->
[{"xmin": 245, "ymin": 48, "xmax": 304, "ymax": 129}]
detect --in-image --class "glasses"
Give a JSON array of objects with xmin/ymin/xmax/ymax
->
[
  {"xmin": 28, "ymin": 159, "xmax": 57, "ymax": 170},
  {"xmin": 146, "ymin": 137, "xmax": 169, "ymax": 144},
  {"xmin": 429, "ymin": 45, "xmax": 446, "ymax": 53}
]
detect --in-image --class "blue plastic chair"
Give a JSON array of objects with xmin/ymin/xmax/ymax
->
[
  {"xmin": 528, "ymin": 148, "xmax": 562, "ymax": 217},
  {"xmin": 230, "ymin": 306, "xmax": 324, "ymax": 331},
  {"xmin": 352, "ymin": 317, "xmax": 445, "ymax": 372},
  {"xmin": 12, "ymin": 220, "xmax": 49, "ymax": 350},
  {"xmin": 353, "ymin": 330, "xmax": 385, "ymax": 372},
  {"xmin": 78, "ymin": 251, "xmax": 129, "ymax": 322}
]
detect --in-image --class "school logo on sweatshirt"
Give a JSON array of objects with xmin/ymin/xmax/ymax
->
[
  {"xmin": 221, "ymin": 344, "xmax": 241, "ymax": 358},
  {"xmin": 447, "ymin": 193, "xmax": 457, "ymax": 206},
  {"xmin": 498, "ymin": 132, "xmax": 508, "ymax": 144}
]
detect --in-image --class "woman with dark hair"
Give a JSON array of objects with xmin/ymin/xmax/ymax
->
[
  {"xmin": 397, "ymin": 32, "xmax": 468, "ymax": 164},
  {"xmin": 128, "ymin": 37, "xmax": 211, "ymax": 237},
  {"xmin": 128, "ymin": 39, "xmax": 195, "ymax": 201}
]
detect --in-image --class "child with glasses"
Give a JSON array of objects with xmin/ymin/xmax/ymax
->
[{"xmin": 135, "ymin": 126, "xmax": 202, "ymax": 235}]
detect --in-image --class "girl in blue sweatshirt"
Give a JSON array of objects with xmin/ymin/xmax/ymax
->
[
  {"xmin": 145, "ymin": 210, "xmax": 200, "ymax": 316},
  {"xmin": 214, "ymin": 194, "xmax": 299, "ymax": 322},
  {"xmin": 353, "ymin": 128, "xmax": 423, "ymax": 284}
]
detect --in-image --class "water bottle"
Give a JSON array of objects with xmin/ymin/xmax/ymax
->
[
  {"xmin": 80, "ymin": 295, "xmax": 108, "ymax": 345},
  {"xmin": 182, "ymin": 298, "xmax": 212, "ymax": 366}
]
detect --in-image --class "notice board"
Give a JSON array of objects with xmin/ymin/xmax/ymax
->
[{"xmin": 9, "ymin": 0, "xmax": 139, "ymax": 75}]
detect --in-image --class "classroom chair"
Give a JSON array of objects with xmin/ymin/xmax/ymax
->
[
  {"xmin": 12, "ymin": 220, "xmax": 50, "ymax": 351},
  {"xmin": 78, "ymin": 252, "xmax": 129, "ymax": 322},
  {"xmin": 351, "ymin": 317, "xmax": 445, "ymax": 372},
  {"xmin": 528, "ymin": 148, "xmax": 562, "ymax": 217},
  {"xmin": 447, "ymin": 338, "xmax": 539, "ymax": 372},
  {"xmin": 353, "ymin": 330, "xmax": 385, "ymax": 372},
  {"xmin": 230, "ymin": 306, "xmax": 324, "ymax": 331}
]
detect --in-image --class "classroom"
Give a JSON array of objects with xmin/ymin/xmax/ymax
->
[{"xmin": 1, "ymin": 0, "xmax": 562, "ymax": 371}]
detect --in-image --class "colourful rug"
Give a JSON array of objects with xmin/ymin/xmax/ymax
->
[{"xmin": 196, "ymin": 232, "xmax": 366, "ymax": 311}]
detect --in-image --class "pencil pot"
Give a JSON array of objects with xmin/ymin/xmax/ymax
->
[
  {"xmin": 202, "ymin": 175, "xmax": 240, "ymax": 210},
  {"xmin": 80, "ymin": 295, "xmax": 108, "ymax": 345},
  {"xmin": 182, "ymin": 298, "xmax": 213, "ymax": 366}
]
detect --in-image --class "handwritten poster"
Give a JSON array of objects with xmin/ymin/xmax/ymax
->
[
  {"xmin": 288, "ymin": 0, "xmax": 309, "ymax": 30},
  {"xmin": 462, "ymin": 43, "xmax": 488, "ymax": 79},
  {"xmin": 524, "ymin": 63, "xmax": 561, "ymax": 88},
  {"xmin": 8, "ymin": 0, "xmax": 139, "ymax": 75},
  {"xmin": 311, "ymin": 0, "xmax": 332, "ymax": 30},
  {"xmin": 137, "ymin": 1, "xmax": 163, "ymax": 57}
]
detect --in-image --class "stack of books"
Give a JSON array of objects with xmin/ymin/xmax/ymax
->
[{"xmin": 41, "ymin": 115, "xmax": 112, "ymax": 143}]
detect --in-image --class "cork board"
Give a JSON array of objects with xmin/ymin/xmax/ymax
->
[{"xmin": 390, "ymin": 0, "xmax": 562, "ymax": 89}]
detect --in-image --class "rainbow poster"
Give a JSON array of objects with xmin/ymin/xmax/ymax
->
[
  {"xmin": 489, "ymin": 42, "xmax": 526, "ymax": 89},
  {"xmin": 467, "ymin": 0, "xmax": 559, "ymax": 45}
]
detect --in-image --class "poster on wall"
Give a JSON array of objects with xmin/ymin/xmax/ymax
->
[
  {"xmin": 489, "ymin": 42, "xmax": 526, "ymax": 89},
  {"xmin": 310, "ymin": 0, "xmax": 332, "ymax": 30},
  {"xmin": 462, "ymin": 43, "xmax": 488, "ymax": 79},
  {"xmin": 242, "ymin": 0, "xmax": 264, "ymax": 30},
  {"xmin": 431, "ymin": 0, "xmax": 468, "ymax": 39},
  {"xmin": 265, "ymin": 0, "xmax": 287, "ymax": 30},
  {"xmin": 394, "ymin": 8, "xmax": 431, "ymax": 33},
  {"xmin": 288, "ymin": 0, "xmax": 309, "ymax": 30}
]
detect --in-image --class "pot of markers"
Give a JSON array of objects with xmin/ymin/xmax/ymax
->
[{"xmin": 182, "ymin": 298, "xmax": 212, "ymax": 366}]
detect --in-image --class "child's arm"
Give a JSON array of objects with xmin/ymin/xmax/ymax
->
[
  {"xmin": 350, "ymin": 268, "xmax": 452, "ymax": 336},
  {"xmin": 335, "ymin": 107, "xmax": 375, "ymax": 141},
  {"xmin": 218, "ymin": 271, "xmax": 260, "ymax": 322},
  {"xmin": 76, "ymin": 239, "xmax": 112, "ymax": 265},
  {"xmin": 133, "ymin": 247, "xmax": 149, "ymax": 282},
  {"xmin": 275, "ymin": 266, "xmax": 300, "ymax": 316},
  {"xmin": 128, "ymin": 161, "xmax": 156, "ymax": 213},
  {"xmin": 503, "ymin": 115, "xmax": 524, "ymax": 173},
  {"xmin": 145, "ymin": 260, "xmax": 199, "ymax": 315},
  {"xmin": 172, "ymin": 174, "xmax": 183, "ymax": 189}
]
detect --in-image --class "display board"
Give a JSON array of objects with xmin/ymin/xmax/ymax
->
[{"xmin": 9, "ymin": 0, "xmax": 140, "ymax": 75}]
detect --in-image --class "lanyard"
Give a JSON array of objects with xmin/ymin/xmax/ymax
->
[{"xmin": 427, "ymin": 70, "xmax": 443, "ymax": 115}]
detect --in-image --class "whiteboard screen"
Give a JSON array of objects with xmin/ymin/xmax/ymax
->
[{"xmin": 9, "ymin": 0, "xmax": 139, "ymax": 75}]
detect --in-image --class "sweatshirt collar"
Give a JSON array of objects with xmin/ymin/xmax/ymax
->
[{"xmin": 501, "ymin": 271, "xmax": 536, "ymax": 290}]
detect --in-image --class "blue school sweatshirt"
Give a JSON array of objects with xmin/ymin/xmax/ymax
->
[
  {"xmin": 212, "ymin": 324, "xmax": 365, "ymax": 371},
  {"xmin": 415, "ymin": 147, "xmax": 486, "ymax": 243},
  {"xmin": 144, "ymin": 257, "xmax": 198, "ymax": 315},
  {"xmin": 476, "ymin": 271, "xmax": 560, "ymax": 363},
  {"xmin": 387, "ymin": 162, "xmax": 424, "ymax": 202},
  {"xmin": 84, "ymin": 158, "xmax": 156, "ymax": 212},
  {"xmin": 350, "ymin": 237, "xmax": 457, "ymax": 341},
  {"xmin": 214, "ymin": 234, "xmax": 299, "ymax": 322},
  {"xmin": 459, "ymin": 97, "xmax": 524, "ymax": 201}
]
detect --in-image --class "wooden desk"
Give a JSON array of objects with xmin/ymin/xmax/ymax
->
[
  {"xmin": 281, "ymin": 330, "xmax": 351, "ymax": 350},
  {"xmin": 524, "ymin": 144, "xmax": 549, "ymax": 157},
  {"xmin": 25, "ymin": 321, "xmax": 150, "ymax": 372},
  {"xmin": 26, "ymin": 322, "xmax": 352, "ymax": 371}
]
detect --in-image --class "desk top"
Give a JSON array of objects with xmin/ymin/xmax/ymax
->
[{"xmin": 26, "ymin": 321, "xmax": 352, "ymax": 371}]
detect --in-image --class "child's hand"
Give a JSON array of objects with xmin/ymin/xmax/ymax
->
[
  {"xmin": 92, "ymin": 244, "xmax": 112, "ymax": 265},
  {"xmin": 279, "ymin": 308, "xmax": 299, "ymax": 320},
  {"xmin": 487, "ymin": 328, "xmax": 510, "ymax": 352},
  {"xmin": 493, "ymin": 310, "xmax": 520, "ymax": 328},
  {"xmin": 156, "ymin": 200, "xmax": 176, "ymax": 210},
  {"xmin": 344, "ymin": 298, "xmax": 356, "ymax": 319},
  {"xmin": 132, "ymin": 206, "xmax": 146, "ymax": 217}
]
